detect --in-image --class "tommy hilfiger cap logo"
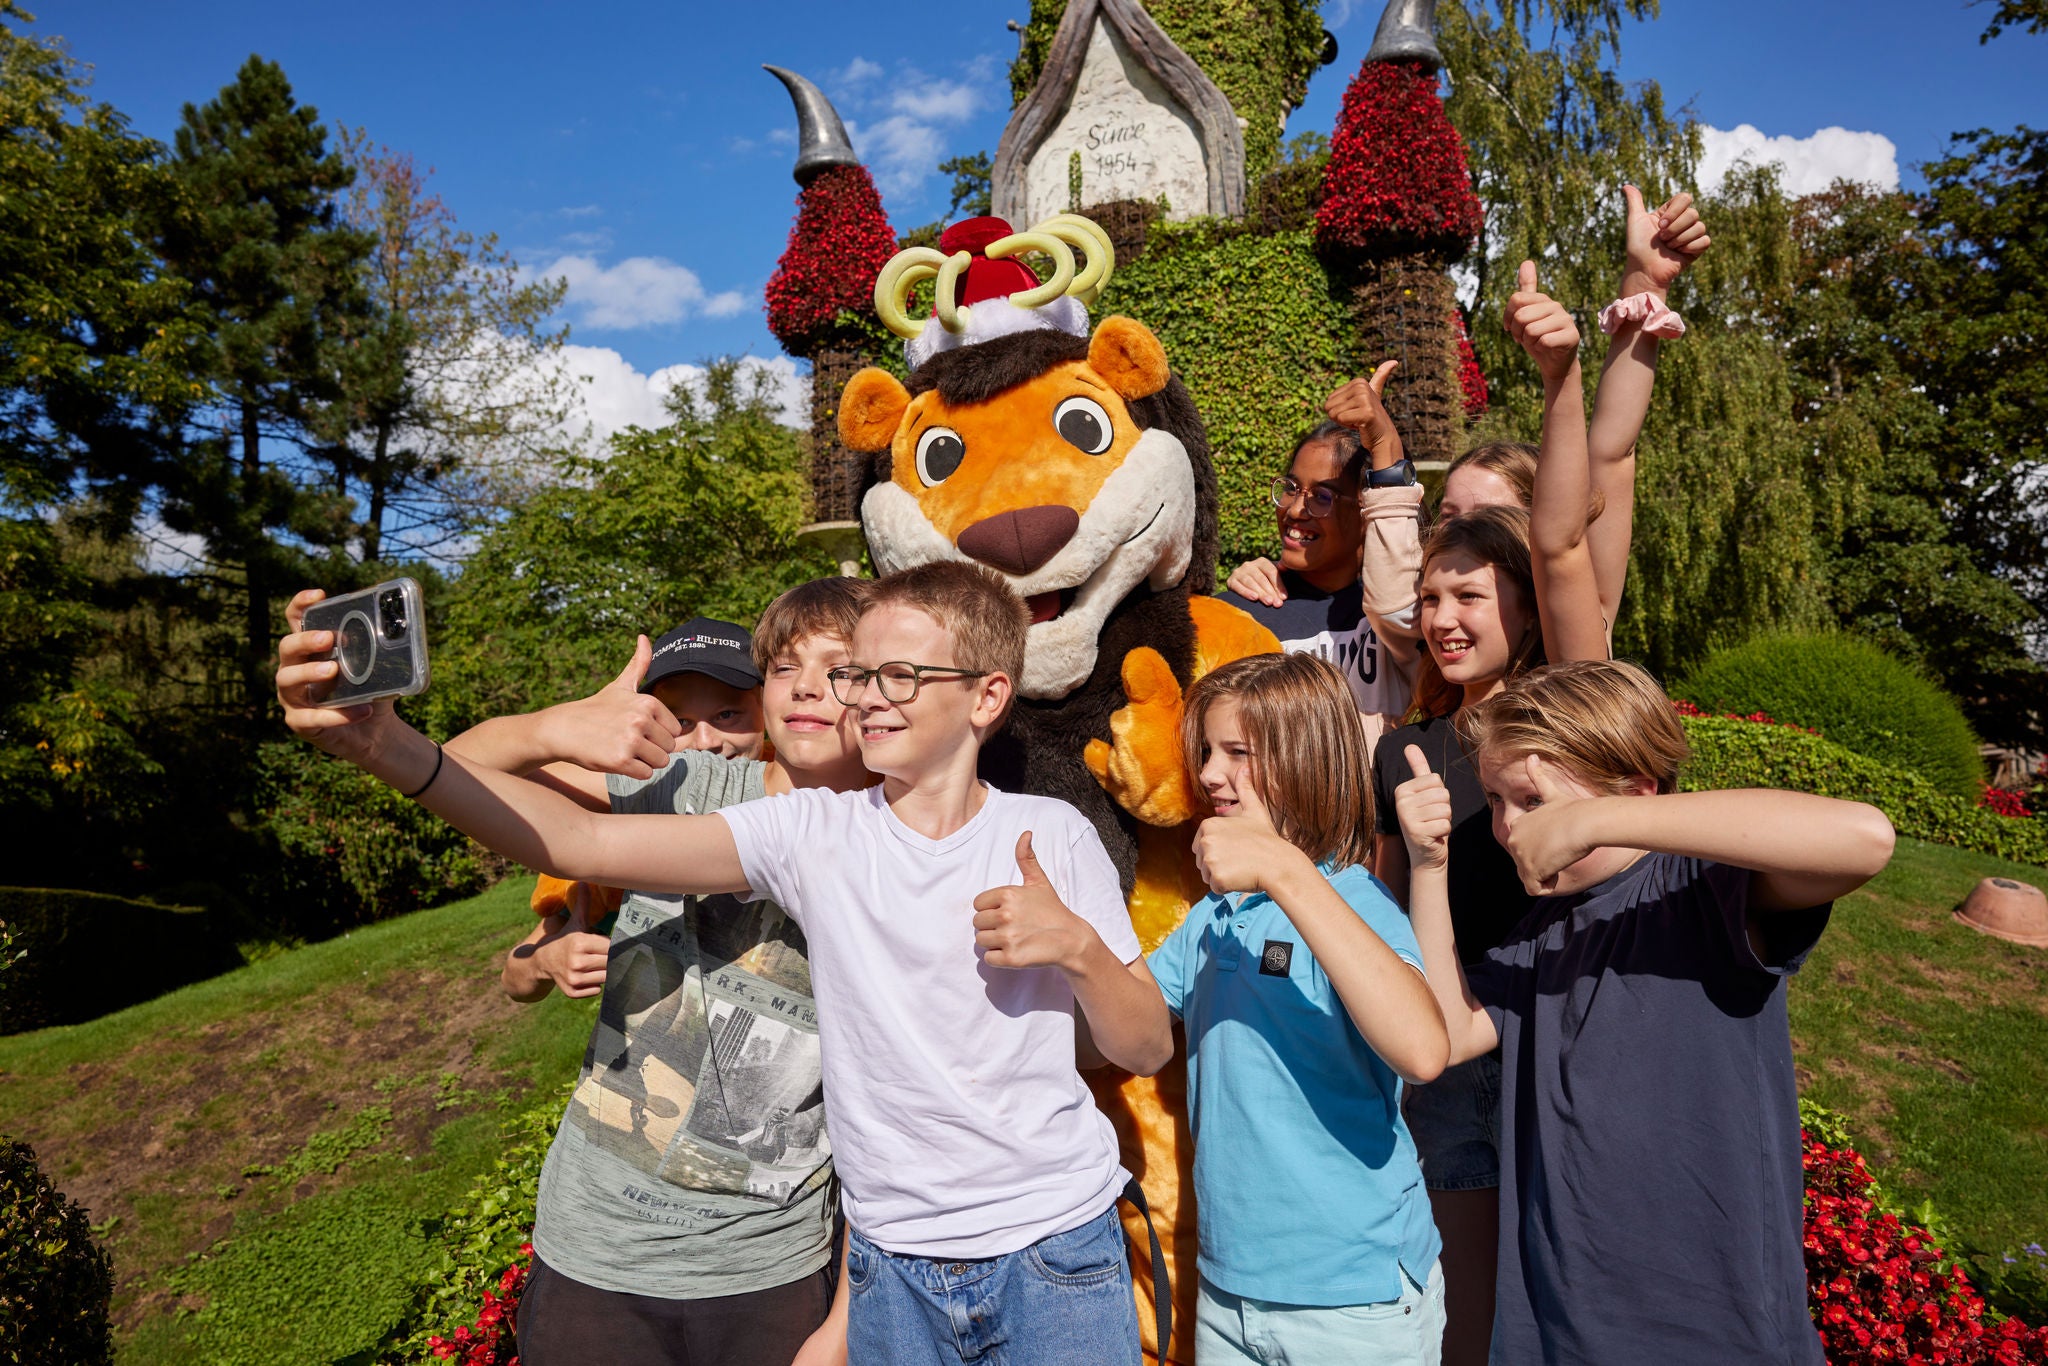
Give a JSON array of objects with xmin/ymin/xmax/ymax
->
[
  {"xmin": 654, "ymin": 633, "xmax": 746, "ymax": 656},
  {"xmin": 1260, "ymin": 940, "xmax": 1292, "ymax": 977}
]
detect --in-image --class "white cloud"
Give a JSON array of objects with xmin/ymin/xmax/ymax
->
[
  {"xmin": 557, "ymin": 204, "xmax": 602, "ymax": 219},
  {"xmin": 822, "ymin": 58, "xmax": 993, "ymax": 201},
  {"xmin": 542, "ymin": 346, "xmax": 809, "ymax": 444},
  {"xmin": 538, "ymin": 254, "xmax": 750, "ymax": 331},
  {"xmin": 1698, "ymin": 124, "xmax": 1899, "ymax": 198}
]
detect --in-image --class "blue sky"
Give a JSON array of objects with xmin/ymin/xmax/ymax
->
[{"xmin": 25, "ymin": 0, "xmax": 2046, "ymax": 431}]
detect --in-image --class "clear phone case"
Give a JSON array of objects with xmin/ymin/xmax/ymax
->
[{"xmin": 300, "ymin": 578, "xmax": 430, "ymax": 706}]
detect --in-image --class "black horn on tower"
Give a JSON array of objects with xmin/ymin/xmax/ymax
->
[
  {"xmin": 1362, "ymin": 0, "xmax": 1443, "ymax": 70},
  {"xmin": 762, "ymin": 65, "xmax": 861, "ymax": 186}
]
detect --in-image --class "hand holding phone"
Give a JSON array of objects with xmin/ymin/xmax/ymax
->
[{"xmin": 297, "ymin": 578, "xmax": 430, "ymax": 706}]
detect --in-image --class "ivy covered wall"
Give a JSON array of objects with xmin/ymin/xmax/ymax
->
[{"xmin": 1009, "ymin": 0, "xmax": 1329, "ymax": 186}]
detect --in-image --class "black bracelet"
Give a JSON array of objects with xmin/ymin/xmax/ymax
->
[{"xmin": 401, "ymin": 742, "xmax": 445, "ymax": 800}]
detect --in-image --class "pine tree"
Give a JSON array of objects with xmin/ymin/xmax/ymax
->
[{"xmin": 151, "ymin": 55, "xmax": 368, "ymax": 722}]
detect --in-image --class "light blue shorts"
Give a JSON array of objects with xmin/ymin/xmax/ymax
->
[{"xmin": 1194, "ymin": 1260, "xmax": 1445, "ymax": 1365}]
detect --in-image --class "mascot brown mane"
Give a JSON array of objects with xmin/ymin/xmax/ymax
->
[{"xmin": 838, "ymin": 214, "xmax": 1280, "ymax": 1363}]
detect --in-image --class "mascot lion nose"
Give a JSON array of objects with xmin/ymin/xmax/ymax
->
[{"xmin": 955, "ymin": 505, "xmax": 1080, "ymax": 576}]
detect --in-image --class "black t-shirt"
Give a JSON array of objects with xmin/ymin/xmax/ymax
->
[
  {"xmin": 1465, "ymin": 853, "xmax": 1830, "ymax": 1365},
  {"xmin": 1371, "ymin": 711, "xmax": 1529, "ymax": 965},
  {"xmin": 1220, "ymin": 570, "xmax": 1407, "ymax": 719}
]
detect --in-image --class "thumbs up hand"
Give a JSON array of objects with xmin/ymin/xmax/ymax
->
[
  {"xmin": 973, "ymin": 832, "xmax": 1088, "ymax": 971},
  {"xmin": 1393, "ymin": 744, "xmax": 1455, "ymax": 872},
  {"xmin": 1622, "ymin": 184, "xmax": 1711, "ymax": 297},
  {"xmin": 1191, "ymin": 780, "xmax": 1301, "ymax": 895},
  {"xmin": 1505, "ymin": 259, "xmax": 1581, "ymax": 387},
  {"xmin": 536, "ymin": 633, "xmax": 687, "ymax": 780}
]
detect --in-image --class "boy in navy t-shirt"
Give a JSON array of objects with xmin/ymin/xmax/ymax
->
[{"xmin": 1391, "ymin": 660, "xmax": 1895, "ymax": 1364}]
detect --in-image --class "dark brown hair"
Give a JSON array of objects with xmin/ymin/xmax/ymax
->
[
  {"xmin": 1180, "ymin": 652, "xmax": 1375, "ymax": 868},
  {"xmin": 1405, "ymin": 503, "xmax": 1545, "ymax": 724},
  {"xmin": 752, "ymin": 577, "xmax": 873, "ymax": 671}
]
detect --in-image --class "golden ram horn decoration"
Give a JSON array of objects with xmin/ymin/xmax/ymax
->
[
  {"xmin": 1036, "ymin": 214, "xmax": 1116, "ymax": 306},
  {"xmin": 874, "ymin": 246, "xmax": 948, "ymax": 340},
  {"xmin": 985, "ymin": 230, "xmax": 1075, "ymax": 310}
]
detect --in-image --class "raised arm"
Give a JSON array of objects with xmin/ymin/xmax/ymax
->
[
  {"xmin": 1584, "ymin": 187, "xmax": 1711, "ymax": 626},
  {"xmin": 1190, "ymin": 786, "xmax": 1449, "ymax": 1083},
  {"xmin": 1330, "ymin": 361, "xmax": 1425, "ymax": 663},
  {"xmin": 1505, "ymin": 261, "xmax": 1608, "ymax": 664},
  {"xmin": 1503, "ymin": 759, "xmax": 1896, "ymax": 910},
  {"xmin": 1391, "ymin": 746, "xmax": 1499, "ymax": 1065},
  {"xmin": 276, "ymin": 596, "xmax": 747, "ymax": 897},
  {"xmin": 444, "ymin": 635, "xmax": 687, "ymax": 811}
]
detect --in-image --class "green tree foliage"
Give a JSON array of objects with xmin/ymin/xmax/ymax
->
[
  {"xmin": 312, "ymin": 130, "xmax": 573, "ymax": 564},
  {"xmin": 1782, "ymin": 182, "xmax": 2041, "ymax": 745},
  {"xmin": 151, "ymin": 56, "xmax": 370, "ymax": 721},
  {"xmin": 0, "ymin": 2, "xmax": 194, "ymax": 509},
  {"xmin": 1977, "ymin": 0, "xmax": 2048, "ymax": 42},
  {"xmin": 419, "ymin": 360, "xmax": 837, "ymax": 736},
  {"xmin": 1678, "ymin": 631, "xmax": 1986, "ymax": 799},
  {"xmin": 940, "ymin": 150, "xmax": 993, "ymax": 218}
]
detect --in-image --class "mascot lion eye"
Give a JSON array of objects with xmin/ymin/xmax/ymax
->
[
  {"xmin": 915, "ymin": 427, "xmax": 966, "ymax": 486},
  {"xmin": 1053, "ymin": 396, "xmax": 1114, "ymax": 455}
]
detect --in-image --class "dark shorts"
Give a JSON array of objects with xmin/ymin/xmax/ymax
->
[
  {"xmin": 517, "ymin": 1253, "xmax": 833, "ymax": 1366},
  {"xmin": 1403, "ymin": 1050, "xmax": 1502, "ymax": 1192}
]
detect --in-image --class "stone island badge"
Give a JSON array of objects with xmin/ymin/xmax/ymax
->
[{"xmin": 1259, "ymin": 940, "xmax": 1293, "ymax": 977}]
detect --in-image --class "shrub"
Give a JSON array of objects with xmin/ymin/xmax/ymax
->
[
  {"xmin": 252, "ymin": 743, "xmax": 489, "ymax": 938},
  {"xmin": 0, "ymin": 1139, "xmax": 113, "ymax": 1365},
  {"xmin": 1678, "ymin": 716, "xmax": 2048, "ymax": 867},
  {"xmin": 0, "ymin": 887, "xmax": 242, "ymax": 1034},
  {"xmin": 1678, "ymin": 633, "xmax": 1986, "ymax": 798}
]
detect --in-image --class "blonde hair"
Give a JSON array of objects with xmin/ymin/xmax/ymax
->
[
  {"xmin": 864, "ymin": 561, "xmax": 1029, "ymax": 722},
  {"xmin": 1180, "ymin": 653, "xmax": 1374, "ymax": 868},
  {"xmin": 1459, "ymin": 659, "xmax": 1689, "ymax": 794},
  {"xmin": 753, "ymin": 577, "xmax": 873, "ymax": 671},
  {"xmin": 1405, "ymin": 503, "xmax": 1545, "ymax": 724}
]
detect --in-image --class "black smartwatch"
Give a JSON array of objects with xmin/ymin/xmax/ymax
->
[{"xmin": 1365, "ymin": 457, "xmax": 1416, "ymax": 488}]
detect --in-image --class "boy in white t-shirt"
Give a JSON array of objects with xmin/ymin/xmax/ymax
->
[{"xmin": 276, "ymin": 561, "xmax": 1171, "ymax": 1366}]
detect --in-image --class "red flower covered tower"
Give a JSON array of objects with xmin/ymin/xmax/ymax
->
[
  {"xmin": 1316, "ymin": 0, "xmax": 1484, "ymax": 462},
  {"xmin": 763, "ymin": 66, "xmax": 898, "ymax": 522}
]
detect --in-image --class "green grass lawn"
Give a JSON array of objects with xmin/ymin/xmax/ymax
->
[
  {"xmin": 0, "ymin": 875, "xmax": 595, "ymax": 1365},
  {"xmin": 1790, "ymin": 837, "xmax": 2048, "ymax": 1254},
  {"xmin": 1, "ymin": 837, "xmax": 2044, "ymax": 1362}
]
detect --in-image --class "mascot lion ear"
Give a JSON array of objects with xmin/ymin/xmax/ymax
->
[
  {"xmin": 839, "ymin": 368, "xmax": 912, "ymax": 452},
  {"xmin": 1087, "ymin": 316, "xmax": 1171, "ymax": 402}
]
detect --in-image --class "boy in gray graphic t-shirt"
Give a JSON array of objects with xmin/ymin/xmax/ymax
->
[{"xmin": 445, "ymin": 583, "xmax": 874, "ymax": 1366}]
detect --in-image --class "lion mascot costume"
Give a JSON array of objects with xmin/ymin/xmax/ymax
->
[{"xmin": 841, "ymin": 213, "xmax": 1280, "ymax": 1361}]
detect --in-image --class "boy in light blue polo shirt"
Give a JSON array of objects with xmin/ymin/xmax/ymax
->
[{"xmin": 1153, "ymin": 653, "xmax": 1448, "ymax": 1363}]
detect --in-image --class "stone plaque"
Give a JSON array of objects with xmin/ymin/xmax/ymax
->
[
  {"xmin": 1021, "ymin": 18, "xmax": 1209, "ymax": 222},
  {"xmin": 994, "ymin": 0, "xmax": 1245, "ymax": 224}
]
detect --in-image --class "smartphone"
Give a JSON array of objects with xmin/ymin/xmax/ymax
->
[{"xmin": 301, "ymin": 578, "xmax": 430, "ymax": 706}]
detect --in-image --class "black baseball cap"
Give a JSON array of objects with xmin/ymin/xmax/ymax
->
[{"xmin": 642, "ymin": 617, "xmax": 762, "ymax": 692}]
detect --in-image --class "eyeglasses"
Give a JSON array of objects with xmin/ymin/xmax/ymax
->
[
  {"xmin": 825, "ymin": 661, "xmax": 989, "ymax": 706},
  {"xmin": 1270, "ymin": 475, "xmax": 1339, "ymax": 519}
]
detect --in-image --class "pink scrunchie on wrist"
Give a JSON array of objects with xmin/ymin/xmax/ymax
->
[{"xmin": 1597, "ymin": 292, "xmax": 1686, "ymax": 338}]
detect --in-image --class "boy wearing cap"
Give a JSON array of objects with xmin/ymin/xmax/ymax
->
[{"xmin": 423, "ymin": 589, "xmax": 872, "ymax": 1366}]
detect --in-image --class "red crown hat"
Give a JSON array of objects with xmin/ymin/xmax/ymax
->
[{"xmin": 874, "ymin": 214, "xmax": 1116, "ymax": 371}]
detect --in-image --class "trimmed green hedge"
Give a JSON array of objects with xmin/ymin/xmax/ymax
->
[
  {"xmin": 1677, "ymin": 633, "xmax": 1986, "ymax": 799},
  {"xmin": 1679, "ymin": 716, "xmax": 2048, "ymax": 867},
  {"xmin": 0, "ymin": 888, "xmax": 242, "ymax": 1034}
]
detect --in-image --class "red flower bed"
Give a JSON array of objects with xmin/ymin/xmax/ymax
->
[
  {"xmin": 427, "ymin": 1245, "xmax": 531, "ymax": 1366},
  {"xmin": 1315, "ymin": 58, "xmax": 1482, "ymax": 259},
  {"xmin": 1455, "ymin": 308, "xmax": 1488, "ymax": 416},
  {"xmin": 765, "ymin": 164, "xmax": 898, "ymax": 356},
  {"xmin": 1671, "ymin": 696, "xmax": 1822, "ymax": 735},
  {"xmin": 1804, "ymin": 1133, "xmax": 2048, "ymax": 1363},
  {"xmin": 1980, "ymin": 785, "xmax": 2032, "ymax": 819}
]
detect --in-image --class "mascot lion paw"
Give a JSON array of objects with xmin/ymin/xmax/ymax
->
[{"xmin": 1085, "ymin": 647, "xmax": 1198, "ymax": 828}]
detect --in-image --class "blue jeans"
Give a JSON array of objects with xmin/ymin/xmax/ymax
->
[
  {"xmin": 1403, "ymin": 1051, "xmax": 1502, "ymax": 1192},
  {"xmin": 845, "ymin": 1206, "xmax": 1142, "ymax": 1365}
]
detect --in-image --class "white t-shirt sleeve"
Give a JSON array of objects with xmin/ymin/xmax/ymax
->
[
  {"xmin": 716, "ymin": 790, "xmax": 805, "ymax": 921},
  {"xmin": 1060, "ymin": 814, "xmax": 1142, "ymax": 964}
]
